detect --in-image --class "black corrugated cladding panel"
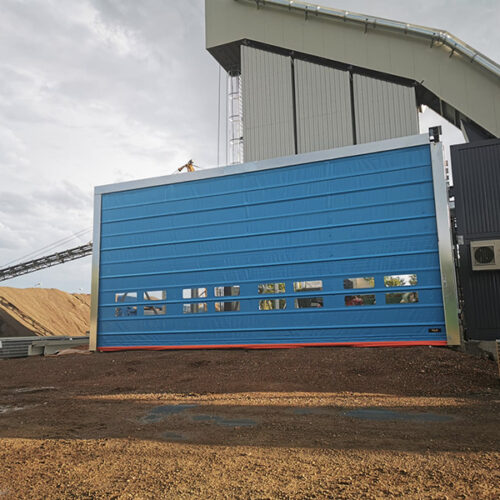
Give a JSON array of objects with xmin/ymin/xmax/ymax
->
[{"xmin": 451, "ymin": 139, "xmax": 500, "ymax": 341}]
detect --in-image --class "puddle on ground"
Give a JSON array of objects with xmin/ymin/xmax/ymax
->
[
  {"xmin": 191, "ymin": 415, "xmax": 257, "ymax": 427},
  {"xmin": 162, "ymin": 431, "xmax": 186, "ymax": 441},
  {"xmin": 293, "ymin": 408, "xmax": 331, "ymax": 416},
  {"xmin": 13, "ymin": 387, "xmax": 56, "ymax": 394},
  {"xmin": 140, "ymin": 404, "xmax": 257, "ymax": 429},
  {"xmin": 343, "ymin": 408, "xmax": 454, "ymax": 423},
  {"xmin": 140, "ymin": 404, "xmax": 198, "ymax": 424}
]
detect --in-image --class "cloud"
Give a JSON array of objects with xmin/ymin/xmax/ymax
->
[
  {"xmin": 0, "ymin": 222, "xmax": 26, "ymax": 252},
  {"xmin": 0, "ymin": 191, "xmax": 35, "ymax": 217},
  {"xmin": 32, "ymin": 181, "xmax": 93, "ymax": 210},
  {"xmin": 0, "ymin": 126, "xmax": 28, "ymax": 166}
]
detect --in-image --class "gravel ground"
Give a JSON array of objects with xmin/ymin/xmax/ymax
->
[{"xmin": 0, "ymin": 346, "xmax": 499, "ymax": 499}]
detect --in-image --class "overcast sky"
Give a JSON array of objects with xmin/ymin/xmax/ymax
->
[{"xmin": 0, "ymin": 0, "xmax": 498, "ymax": 293}]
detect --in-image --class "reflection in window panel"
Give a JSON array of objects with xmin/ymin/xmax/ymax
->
[
  {"xmin": 182, "ymin": 288, "xmax": 207, "ymax": 299},
  {"xmin": 345, "ymin": 295, "xmax": 376, "ymax": 306},
  {"xmin": 144, "ymin": 305, "xmax": 166, "ymax": 315},
  {"xmin": 215, "ymin": 301, "xmax": 240, "ymax": 312},
  {"xmin": 259, "ymin": 299, "xmax": 286, "ymax": 310},
  {"xmin": 183, "ymin": 303, "xmax": 208, "ymax": 314},
  {"xmin": 293, "ymin": 281, "xmax": 323, "ymax": 292},
  {"xmin": 258, "ymin": 283, "xmax": 285, "ymax": 294},
  {"xmin": 343, "ymin": 277, "xmax": 374, "ymax": 289},
  {"xmin": 115, "ymin": 306, "xmax": 138, "ymax": 317},
  {"xmin": 386, "ymin": 292, "xmax": 419, "ymax": 304},
  {"xmin": 143, "ymin": 290, "xmax": 166, "ymax": 301},
  {"xmin": 294, "ymin": 297, "xmax": 323, "ymax": 308},
  {"xmin": 214, "ymin": 286, "xmax": 240, "ymax": 297},
  {"xmin": 115, "ymin": 292, "xmax": 137, "ymax": 302},
  {"xmin": 384, "ymin": 274, "xmax": 418, "ymax": 287}
]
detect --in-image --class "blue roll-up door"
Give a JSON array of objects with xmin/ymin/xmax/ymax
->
[{"xmin": 94, "ymin": 138, "xmax": 450, "ymax": 350}]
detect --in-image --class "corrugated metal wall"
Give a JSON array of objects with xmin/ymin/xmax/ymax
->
[
  {"xmin": 240, "ymin": 47, "xmax": 420, "ymax": 159},
  {"xmin": 241, "ymin": 46, "xmax": 295, "ymax": 162},
  {"xmin": 451, "ymin": 139, "xmax": 500, "ymax": 341},
  {"xmin": 95, "ymin": 142, "xmax": 447, "ymax": 350},
  {"xmin": 353, "ymin": 74, "xmax": 418, "ymax": 144},
  {"xmin": 294, "ymin": 60, "xmax": 353, "ymax": 153}
]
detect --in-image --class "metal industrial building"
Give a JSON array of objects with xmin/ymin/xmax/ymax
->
[
  {"xmin": 89, "ymin": 0, "xmax": 499, "ymax": 351},
  {"xmin": 206, "ymin": 0, "xmax": 499, "ymax": 165}
]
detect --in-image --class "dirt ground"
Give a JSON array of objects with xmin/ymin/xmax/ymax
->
[
  {"xmin": 0, "ymin": 346, "xmax": 499, "ymax": 499},
  {"xmin": 0, "ymin": 287, "xmax": 90, "ymax": 337}
]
